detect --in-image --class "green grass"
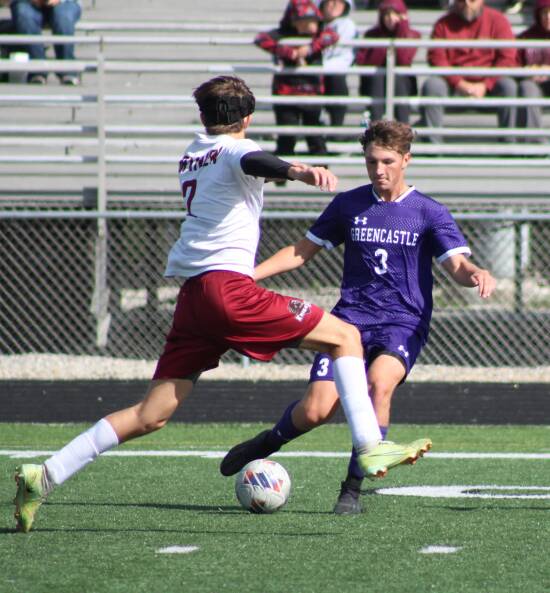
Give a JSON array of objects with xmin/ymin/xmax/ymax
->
[
  {"xmin": 2, "ymin": 423, "xmax": 550, "ymax": 593},
  {"xmin": 3, "ymin": 422, "xmax": 550, "ymax": 452}
]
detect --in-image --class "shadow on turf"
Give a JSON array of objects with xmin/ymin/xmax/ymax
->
[
  {"xmin": 44, "ymin": 500, "xmax": 337, "ymax": 515},
  {"xmin": 2, "ymin": 505, "xmax": 337, "ymax": 535},
  {"xmin": 46, "ymin": 500, "xmax": 245, "ymax": 513}
]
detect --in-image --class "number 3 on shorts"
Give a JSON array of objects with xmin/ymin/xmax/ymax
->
[{"xmin": 316, "ymin": 355, "xmax": 331, "ymax": 377}]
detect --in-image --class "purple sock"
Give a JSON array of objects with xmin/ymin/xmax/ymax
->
[
  {"xmin": 347, "ymin": 426, "xmax": 388, "ymax": 480},
  {"xmin": 269, "ymin": 400, "xmax": 309, "ymax": 448}
]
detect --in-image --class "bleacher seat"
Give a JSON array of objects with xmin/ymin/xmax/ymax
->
[{"xmin": 0, "ymin": 0, "xmax": 548, "ymax": 212}]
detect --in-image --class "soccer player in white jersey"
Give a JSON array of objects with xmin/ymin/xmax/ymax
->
[
  {"xmin": 14, "ymin": 77, "xmax": 431, "ymax": 532},
  {"xmin": 221, "ymin": 120, "xmax": 496, "ymax": 514}
]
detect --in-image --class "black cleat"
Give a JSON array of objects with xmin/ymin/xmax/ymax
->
[
  {"xmin": 333, "ymin": 477, "xmax": 364, "ymax": 515},
  {"xmin": 220, "ymin": 430, "xmax": 280, "ymax": 476}
]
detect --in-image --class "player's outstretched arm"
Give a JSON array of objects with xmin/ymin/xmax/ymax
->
[
  {"xmin": 287, "ymin": 163, "xmax": 338, "ymax": 193},
  {"xmin": 240, "ymin": 153, "xmax": 337, "ymax": 191},
  {"xmin": 255, "ymin": 238, "xmax": 322, "ymax": 282},
  {"xmin": 442, "ymin": 254, "xmax": 496, "ymax": 299}
]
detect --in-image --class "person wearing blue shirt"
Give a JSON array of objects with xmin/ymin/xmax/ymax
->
[
  {"xmin": 10, "ymin": 0, "xmax": 81, "ymax": 85},
  {"xmin": 221, "ymin": 119, "xmax": 496, "ymax": 514}
]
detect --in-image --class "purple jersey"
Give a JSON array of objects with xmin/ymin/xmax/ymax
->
[{"xmin": 306, "ymin": 184, "xmax": 471, "ymax": 340}]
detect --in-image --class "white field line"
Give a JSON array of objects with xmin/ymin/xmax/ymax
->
[
  {"xmin": 419, "ymin": 546, "xmax": 462, "ymax": 554},
  {"xmin": 1, "ymin": 449, "xmax": 550, "ymax": 460},
  {"xmin": 157, "ymin": 546, "xmax": 199, "ymax": 554},
  {"xmin": 378, "ymin": 485, "xmax": 550, "ymax": 499}
]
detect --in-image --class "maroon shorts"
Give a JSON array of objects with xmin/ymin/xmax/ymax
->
[{"xmin": 153, "ymin": 271, "xmax": 324, "ymax": 380}]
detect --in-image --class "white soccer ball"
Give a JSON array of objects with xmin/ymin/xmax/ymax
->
[{"xmin": 235, "ymin": 459, "xmax": 291, "ymax": 514}]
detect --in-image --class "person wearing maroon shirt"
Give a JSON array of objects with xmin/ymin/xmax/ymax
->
[
  {"xmin": 517, "ymin": 0, "xmax": 550, "ymax": 139},
  {"xmin": 355, "ymin": 0, "xmax": 420, "ymax": 123},
  {"xmin": 420, "ymin": 0, "xmax": 518, "ymax": 143},
  {"xmin": 254, "ymin": 0, "xmax": 339, "ymax": 157}
]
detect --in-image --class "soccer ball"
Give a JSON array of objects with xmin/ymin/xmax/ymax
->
[{"xmin": 235, "ymin": 459, "xmax": 291, "ymax": 514}]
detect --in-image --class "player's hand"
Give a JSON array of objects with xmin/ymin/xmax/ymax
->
[
  {"xmin": 288, "ymin": 163, "xmax": 338, "ymax": 192},
  {"xmin": 470, "ymin": 269, "xmax": 496, "ymax": 299}
]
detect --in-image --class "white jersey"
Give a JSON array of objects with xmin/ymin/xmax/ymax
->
[{"xmin": 165, "ymin": 133, "xmax": 264, "ymax": 279}]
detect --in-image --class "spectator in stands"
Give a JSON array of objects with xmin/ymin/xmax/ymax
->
[
  {"xmin": 318, "ymin": 0, "xmax": 357, "ymax": 139},
  {"xmin": 0, "ymin": 6, "xmax": 15, "ymax": 81},
  {"xmin": 355, "ymin": 0, "xmax": 420, "ymax": 124},
  {"xmin": 420, "ymin": 0, "xmax": 518, "ymax": 143},
  {"xmin": 517, "ymin": 0, "xmax": 550, "ymax": 140},
  {"xmin": 255, "ymin": 0, "xmax": 339, "ymax": 158},
  {"xmin": 10, "ymin": 0, "xmax": 81, "ymax": 85}
]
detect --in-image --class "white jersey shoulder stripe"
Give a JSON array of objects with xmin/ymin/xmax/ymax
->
[
  {"xmin": 436, "ymin": 245, "xmax": 472, "ymax": 264},
  {"xmin": 306, "ymin": 230, "xmax": 335, "ymax": 250}
]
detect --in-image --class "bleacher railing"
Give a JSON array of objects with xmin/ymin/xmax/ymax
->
[{"xmin": 0, "ymin": 34, "xmax": 549, "ymax": 367}]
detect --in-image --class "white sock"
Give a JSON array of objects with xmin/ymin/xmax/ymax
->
[
  {"xmin": 44, "ymin": 418, "xmax": 119, "ymax": 487},
  {"xmin": 333, "ymin": 356, "xmax": 382, "ymax": 452}
]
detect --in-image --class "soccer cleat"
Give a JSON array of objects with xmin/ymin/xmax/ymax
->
[
  {"xmin": 14, "ymin": 464, "xmax": 46, "ymax": 533},
  {"xmin": 220, "ymin": 430, "xmax": 281, "ymax": 476},
  {"xmin": 333, "ymin": 477, "xmax": 363, "ymax": 515},
  {"xmin": 357, "ymin": 440, "xmax": 424, "ymax": 480},
  {"xmin": 408, "ymin": 438, "xmax": 433, "ymax": 460}
]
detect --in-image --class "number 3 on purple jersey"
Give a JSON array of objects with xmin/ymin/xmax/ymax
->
[
  {"xmin": 374, "ymin": 248, "xmax": 388, "ymax": 275},
  {"xmin": 181, "ymin": 179, "xmax": 197, "ymax": 215}
]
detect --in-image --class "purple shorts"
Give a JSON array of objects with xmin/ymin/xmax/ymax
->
[{"xmin": 309, "ymin": 324, "xmax": 424, "ymax": 383}]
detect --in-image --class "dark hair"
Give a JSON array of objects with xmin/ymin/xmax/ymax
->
[
  {"xmin": 193, "ymin": 76, "xmax": 256, "ymax": 135},
  {"xmin": 360, "ymin": 120, "xmax": 415, "ymax": 155}
]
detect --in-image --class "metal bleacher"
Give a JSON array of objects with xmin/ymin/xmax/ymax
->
[
  {"xmin": 0, "ymin": 0, "xmax": 549, "ymax": 214},
  {"xmin": 1, "ymin": 0, "xmax": 549, "ymax": 368}
]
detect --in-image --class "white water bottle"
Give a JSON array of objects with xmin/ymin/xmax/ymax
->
[
  {"xmin": 360, "ymin": 109, "xmax": 371, "ymax": 129},
  {"xmin": 8, "ymin": 52, "xmax": 29, "ymax": 84}
]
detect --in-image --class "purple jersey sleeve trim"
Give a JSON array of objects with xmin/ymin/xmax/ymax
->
[
  {"xmin": 305, "ymin": 230, "xmax": 335, "ymax": 250},
  {"xmin": 436, "ymin": 246, "xmax": 472, "ymax": 264}
]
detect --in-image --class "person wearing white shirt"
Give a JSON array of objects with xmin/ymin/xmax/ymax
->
[
  {"xmin": 13, "ymin": 75, "xmax": 430, "ymax": 533},
  {"xmin": 319, "ymin": 0, "xmax": 357, "ymax": 139}
]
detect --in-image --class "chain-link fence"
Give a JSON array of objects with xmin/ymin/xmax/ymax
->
[{"xmin": 1, "ymin": 210, "xmax": 549, "ymax": 367}]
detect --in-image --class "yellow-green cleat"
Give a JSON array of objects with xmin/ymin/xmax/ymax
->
[
  {"xmin": 357, "ymin": 439, "xmax": 430, "ymax": 480},
  {"xmin": 14, "ymin": 464, "xmax": 46, "ymax": 533},
  {"xmin": 408, "ymin": 438, "xmax": 433, "ymax": 459}
]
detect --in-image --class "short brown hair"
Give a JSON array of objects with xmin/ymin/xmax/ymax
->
[
  {"xmin": 360, "ymin": 120, "xmax": 415, "ymax": 155},
  {"xmin": 193, "ymin": 76, "xmax": 255, "ymax": 135}
]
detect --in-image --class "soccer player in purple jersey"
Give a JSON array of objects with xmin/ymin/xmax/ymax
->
[
  {"xmin": 221, "ymin": 120, "xmax": 496, "ymax": 514},
  {"xmin": 13, "ymin": 79, "xmax": 430, "ymax": 533}
]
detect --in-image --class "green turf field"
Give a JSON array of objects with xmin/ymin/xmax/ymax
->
[{"xmin": 2, "ymin": 423, "xmax": 550, "ymax": 593}]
